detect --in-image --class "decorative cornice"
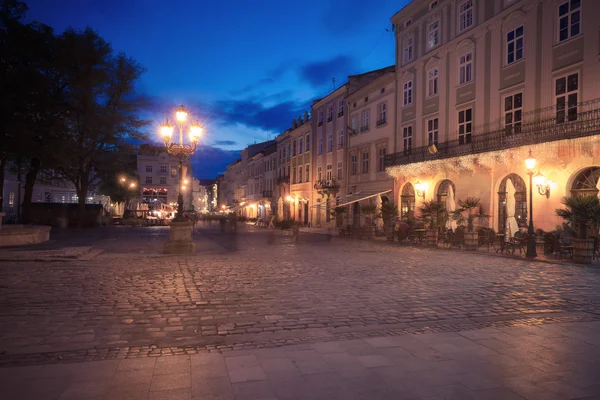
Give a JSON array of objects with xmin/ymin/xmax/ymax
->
[{"xmin": 488, "ymin": 18, "xmax": 503, "ymax": 32}]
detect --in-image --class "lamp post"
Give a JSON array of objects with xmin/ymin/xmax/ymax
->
[
  {"xmin": 525, "ymin": 149, "xmax": 537, "ymax": 258},
  {"xmin": 160, "ymin": 105, "xmax": 203, "ymax": 253}
]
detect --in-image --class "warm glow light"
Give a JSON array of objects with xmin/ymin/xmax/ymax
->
[
  {"xmin": 183, "ymin": 179, "xmax": 189, "ymax": 184},
  {"xmin": 286, "ymin": 196, "xmax": 293, "ymax": 202},
  {"xmin": 189, "ymin": 121, "xmax": 203, "ymax": 141},
  {"xmin": 175, "ymin": 105, "xmax": 187, "ymax": 122},
  {"xmin": 160, "ymin": 120, "xmax": 174, "ymax": 138},
  {"xmin": 221, "ymin": 205, "xmax": 226, "ymax": 209},
  {"xmin": 525, "ymin": 149, "xmax": 536, "ymax": 170},
  {"xmin": 120, "ymin": 177, "xmax": 126, "ymax": 182},
  {"xmin": 533, "ymin": 172, "xmax": 546, "ymax": 187},
  {"xmin": 129, "ymin": 182, "xmax": 136, "ymax": 188}
]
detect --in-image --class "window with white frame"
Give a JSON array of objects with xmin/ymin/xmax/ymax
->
[
  {"xmin": 305, "ymin": 134, "xmax": 310, "ymax": 151},
  {"xmin": 506, "ymin": 26, "xmax": 524, "ymax": 65},
  {"xmin": 403, "ymin": 80, "xmax": 413, "ymax": 106},
  {"xmin": 377, "ymin": 103, "xmax": 387, "ymax": 125},
  {"xmin": 327, "ymin": 106, "xmax": 333, "ymax": 122},
  {"xmin": 293, "ymin": 167, "xmax": 297, "ymax": 184},
  {"xmin": 558, "ymin": 0, "xmax": 581, "ymax": 42},
  {"xmin": 378, "ymin": 147, "xmax": 387, "ymax": 172},
  {"xmin": 327, "ymin": 134, "xmax": 333, "ymax": 152},
  {"xmin": 317, "ymin": 166, "xmax": 322, "ymax": 181},
  {"xmin": 458, "ymin": 108, "xmax": 473, "ymax": 145},
  {"xmin": 326, "ymin": 164, "xmax": 332, "ymax": 180},
  {"xmin": 351, "ymin": 154, "xmax": 358, "ymax": 175},
  {"xmin": 361, "ymin": 110, "xmax": 370, "ymax": 131},
  {"xmin": 318, "ymin": 137, "xmax": 323, "ymax": 155},
  {"xmin": 337, "ymin": 162, "xmax": 343, "ymax": 180},
  {"xmin": 305, "ymin": 164, "xmax": 309, "ymax": 181},
  {"xmin": 146, "ymin": 176, "xmax": 152, "ymax": 184},
  {"xmin": 403, "ymin": 126, "xmax": 412, "ymax": 154},
  {"xmin": 146, "ymin": 165, "xmax": 152, "ymax": 173},
  {"xmin": 458, "ymin": 0, "xmax": 473, "ymax": 32},
  {"xmin": 160, "ymin": 177, "xmax": 167, "ymax": 185},
  {"xmin": 351, "ymin": 115, "xmax": 358, "ymax": 132},
  {"xmin": 504, "ymin": 93, "xmax": 523, "ymax": 134},
  {"xmin": 338, "ymin": 130, "xmax": 344, "ymax": 149},
  {"xmin": 293, "ymin": 140, "xmax": 297, "ymax": 156},
  {"xmin": 555, "ymin": 72, "xmax": 579, "ymax": 123},
  {"xmin": 403, "ymin": 36, "xmax": 414, "ymax": 64},
  {"xmin": 427, "ymin": 118, "xmax": 439, "ymax": 145},
  {"xmin": 299, "ymin": 137, "xmax": 303, "ymax": 154},
  {"xmin": 430, "ymin": 1, "xmax": 438, "ymax": 10},
  {"xmin": 427, "ymin": 20, "xmax": 440, "ymax": 49},
  {"xmin": 362, "ymin": 150, "xmax": 369, "ymax": 174},
  {"xmin": 427, "ymin": 68, "xmax": 439, "ymax": 97},
  {"xmin": 160, "ymin": 165, "xmax": 167, "ymax": 173},
  {"xmin": 318, "ymin": 111, "xmax": 323, "ymax": 125},
  {"xmin": 338, "ymin": 100, "xmax": 344, "ymax": 116},
  {"xmin": 459, "ymin": 52, "xmax": 473, "ymax": 84}
]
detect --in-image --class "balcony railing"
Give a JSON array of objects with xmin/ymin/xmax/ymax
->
[
  {"xmin": 327, "ymin": 116, "xmax": 333, "ymax": 122},
  {"xmin": 376, "ymin": 118, "xmax": 387, "ymax": 126},
  {"xmin": 360, "ymin": 125, "xmax": 369, "ymax": 133},
  {"xmin": 349, "ymin": 128, "xmax": 358, "ymax": 137},
  {"xmin": 338, "ymin": 111, "xmax": 344, "ymax": 118},
  {"xmin": 262, "ymin": 190, "xmax": 273, "ymax": 198},
  {"xmin": 385, "ymin": 98, "xmax": 600, "ymax": 168},
  {"xmin": 318, "ymin": 121, "xmax": 323, "ymax": 127},
  {"xmin": 314, "ymin": 179, "xmax": 340, "ymax": 191}
]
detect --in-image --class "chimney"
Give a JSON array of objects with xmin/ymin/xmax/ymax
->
[
  {"xmin": 304, "ymin": 111, "xmax": 309, "ymax": 123},
  {"xmin": 298, "ymin": 115, "xmax": 302, "ymax": 125},
  {"xmin": 292, "ymin": 119, "xmax": 297, "ymax": 129}
]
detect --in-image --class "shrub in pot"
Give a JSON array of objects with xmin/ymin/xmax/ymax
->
[
  {"xmin": 452, "ymin": 197, "xmax": 489, "ymax": 251},
  {"xmin": 419, "ymin": 200, "xmax": 448, "ymax": 247},
  {"xmin": 555, "ymin": 195, "xmax": 600, "ymax": 264},
  {"xmin": 379, "ymin": 202, "xmax": 399, "ymax": 241},
  {"xmin": 331, "ymin": 206, "xmax": 348, "ymax": 236}
]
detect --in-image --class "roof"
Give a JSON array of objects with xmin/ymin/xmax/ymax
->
[{"xmin": 347, "ymin": 65, "xmax": 395, "ymax": 97}]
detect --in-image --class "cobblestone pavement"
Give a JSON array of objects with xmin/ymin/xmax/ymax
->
[
  {"xmin": 2, "ymin": 322, "xmax": 600, "ymax": 399},
  {"xmin": 0, "ymin": 225, "xmax": 600, "ymax": 369}
]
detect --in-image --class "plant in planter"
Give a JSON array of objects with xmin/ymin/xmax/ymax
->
[
  {"xmin": 452, "ymin": 197, "xmax": 489, "ymax": 251},
  {"xmin": 360, "ymin": 203, "xmax": 378, "ymax": 239},
  {"xmin": 379, "ymin": 202, "xmax": 399, "ymax": 241},
  {"xmin": 555, "ymin": 195, "xmax": 600, "ymax": 264},
  {"xmin": 419, "ymin": 200, "xmax": 448, "ymax": 247},
  {"xmin": 331, "ymin": 206, "xmax": 348, "ymax": 236}
]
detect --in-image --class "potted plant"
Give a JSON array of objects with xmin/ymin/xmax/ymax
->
[
  {"xmin": 331, "ymin": 206, "xmax": 348, "ymax": 236},
  {"xmin": 419, "ymin": 200, "xmax": 448, "ymax": 247},
  {"xmin": 555, "ymin": 195, "xmax": 600, "ymax": 264},
  {"xmin": 360, "ymin": 203, "xmax": 377, "ymax": 239},
  {"xmin": 452, "ymin": 197, "xmax": 489, "ymax": 251},
  {"xmin": 379, "ymin": 202, "xmax": 399, "ymax": 241}
]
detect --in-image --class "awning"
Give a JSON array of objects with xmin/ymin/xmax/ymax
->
[{"xmin": 310, "ymin": 190, "xmax": 392, "ymax": 209}]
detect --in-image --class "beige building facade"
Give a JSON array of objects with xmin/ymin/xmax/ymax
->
[
  {"xmin": 387, "ymin": 0, "xmax": 600, "ymax": 233},
  {"xmin": 288, "ymin": 114, "xmax": 312, "ymax": 224}
]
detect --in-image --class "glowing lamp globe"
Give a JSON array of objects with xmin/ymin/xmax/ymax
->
[
  {"xmin": 175, "ymin": 105, "xmax": 188, "ymax": 122},
  {"xmin": 525, "ymin": 149, "xmax": 536, "ymax": 170}
]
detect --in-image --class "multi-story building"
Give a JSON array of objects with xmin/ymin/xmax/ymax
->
[
  {"xmin": 275, "ymin": 130, "xmax": 291, "ymax": 220},
  {"xmin": 288, "ymin": 113, "xmax": 312, "ymax": 224},
  {"xmin": 346, "ymin": 66, "xmax": 396, "ymax": 226},
  {"xmin": 311, "ymin": 85, "xmax": 348, "ymax": 228},
  {"xmin": 386, "ymin": 0, "xmax": 600, "ymax": 233},
  {"xmin": 137, "ymin": 144, "xmax": 192, "ymax": 209},
  {"xmin": 191, "ymin": 178, "xmax": 216, "ymax": 213},
  {"xmin": 261, "ymin": 142, "xmax": 278, "ymax": 221}
]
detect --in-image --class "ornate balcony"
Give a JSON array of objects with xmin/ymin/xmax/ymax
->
[
  {"xmin": 385, "ymin": 98, "xmax": 600, "ymax": 168},
  {"xmin": 360, "ymin": 125, "xmax": 369, "ymax": 133},
  {"xmin": 376, "ymin": 118, "xmax": 387, "ymax": 126},
  {"xmin": 314, "ymin": 179, "xmax": 340, "ymax": 195}
]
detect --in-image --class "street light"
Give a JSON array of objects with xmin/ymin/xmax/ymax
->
[
  {"xmin": 160, "ymin": 105, "xmax": 202, "ymax": 222},
  {"xmin": 525, "ymin": 149, "xmax": 537, "ymax": 258},
  {"xmin": 160, "ymin": 105, "xmax": 203, "ymax": 254}
]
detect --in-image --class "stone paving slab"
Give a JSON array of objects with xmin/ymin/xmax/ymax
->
[{"xmin": 2, "ymin": 322, "xmax": 600, "ymax": 399}]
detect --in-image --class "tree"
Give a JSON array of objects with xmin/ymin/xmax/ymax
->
[
  {"xmin": 419, "ymin": 200, "xmax": 448, "ymax": 231},
  {"xmin": 95, "ymin": 145, "xmax": 139, "ymax": 205},
  {"xmin": 52, "ymin": 28, "xmax": 149, "ymax": 227},
  {"xmin": 452, "ymin": 197, "xmax": 489, "ymax": 232},
  {"xmin": 555, "ymin": 195, "xmax": 600, "ymax": 239}
]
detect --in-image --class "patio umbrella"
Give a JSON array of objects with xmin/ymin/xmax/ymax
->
[
  {"xmin": 505, "ymin": 178, "xmax": 519, "ymax": 241},
  {"xmin": 446, "ymin": 185, "xmax": 457, "ymax": 230},
  {"xmin": 375, "ymin": 194, "xmax": 383, "ymax": 232}
]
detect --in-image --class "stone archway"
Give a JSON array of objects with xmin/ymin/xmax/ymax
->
[
  {"xmin": 400, "ymin": 183, "xmax": 415, "ymax": 219},
  {"xmin": 498, "ymin": 173, "xmax": 527, "ymax": 234},
  {"xmin": 570, "ymin": 167, "xmax": 600, "ymax": 196}
]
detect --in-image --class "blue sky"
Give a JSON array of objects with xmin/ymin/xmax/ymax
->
[{"xmin": 25, "ymin": 0, "xmax": 408, "ymax": 178}]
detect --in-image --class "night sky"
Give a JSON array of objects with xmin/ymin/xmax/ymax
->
[{"xmin": 25, "ymin": 0, "xmax": 407, "ymax": 178}]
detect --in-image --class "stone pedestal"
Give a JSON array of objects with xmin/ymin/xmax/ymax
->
[{"xmin": 163, "ymin": 221, "xmax": 196, "ymax": 254}]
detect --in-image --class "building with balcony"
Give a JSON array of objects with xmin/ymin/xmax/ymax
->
[
  {"xmin": 311, "ymin": 85, "xmax": 348, "ymax": 228},
  {"xmin": 288, "ymin": 113, "xmax": 312, "ymax": 224},
  {"xmin": 346, "ymin": 66, "xmax": 396, "ymax": 226},
  {"xmin": 275, "ymin": 130, "xmax": 291, "ymax": 220},
  {"xmin": 386, "ymin": 0, "xmax": 600, "ymax": 233},
  {"xmin": 137, "ymin": 144, "xmax": 192, "ymax": 209}
]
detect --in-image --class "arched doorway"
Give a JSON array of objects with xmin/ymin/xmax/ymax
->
[
  {"xmin": 570, "ymin": 167, "xmax": 600, "ymax": 196},
  {"xmin": 400, "ymin": 183, "xmax": 415, "ymax": 219},
  {"xmin": 498, "ymin": 173, "xmax": 527, "ymax": 234},
  {"xmin": 437, "ymin": 180, "xmax": 456, "ymax": 205}
]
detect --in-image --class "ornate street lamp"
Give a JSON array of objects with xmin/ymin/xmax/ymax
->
[
  {"xmin": 525, "ymin": 149, "xmax": 537, "ymax": 258},
  {"xmin": 160, "ymin": 105, "xmax": 203, "ymax": 253}
]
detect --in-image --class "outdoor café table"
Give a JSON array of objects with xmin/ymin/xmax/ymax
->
[
  {"xmin": 495, "ymin": 234, "xmax": 507, "ymax": 253},
  {"xmin": 412, "ymin": 229, "xmax": 427, "ymax": 244}
]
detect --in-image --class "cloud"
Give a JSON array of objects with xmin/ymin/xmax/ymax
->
[
  {"xmin": 213, "ymin": 140, "xmax": 237, "ymax": 146},
  {"xmin": 190, "ymin": 145, "xmax": 241, "ymax": 179},
  {"xmin": 298, "ymin": 55, "xmax": 357, "ymax": 88},
  {"xmin": 230, "ymin": 62, "xmax": 292, "ymax": 95}
]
